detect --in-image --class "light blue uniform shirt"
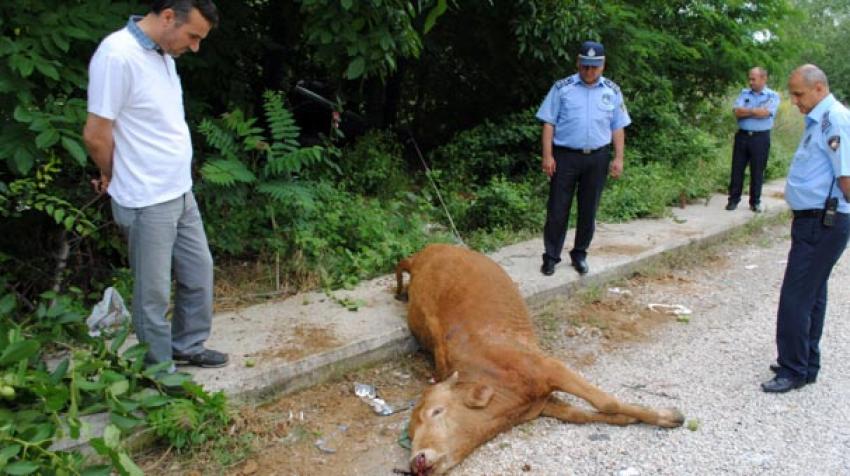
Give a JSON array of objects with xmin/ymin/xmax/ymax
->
[
  {"xmin": 785, "ymin": 94, "xmax": 850, "ymax": 213},
  {"xmin": 734, "ymin": 87, "xmax": 780, "ymax": 131},
  {"xmin": 536, "ymin": 74, "xmax": 631, "ymax": 150}
]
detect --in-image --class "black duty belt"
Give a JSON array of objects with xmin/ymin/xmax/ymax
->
[
  {"xmin": 738, "ymin": 129, "xmax": 770, "ymax": 136},
  {"xmin": 792, "ymin": 209, "xmax": 849, "ymax": 219},
  {"xmin": 555, "ymin": 145, "xmax": 610, "ymax": 155}
]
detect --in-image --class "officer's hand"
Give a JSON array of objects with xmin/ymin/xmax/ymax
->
[
  {"xmin": 609, "ymin": 158, "xmax": 623, "ymax": 179},
  {"xmin": 542, "ymin": 156, "xmax": 556, "ymax": 177}
]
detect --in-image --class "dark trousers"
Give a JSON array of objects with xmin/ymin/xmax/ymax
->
[
  {"xmin": 728, "ymin": 130, "xmax": 770, "ymax": 206},
  {"xmin": 543, "ymin": 146, "xmax": 610, "ymax": 263},
  {"xmin": 775, "ymin": 213, "xmax": 850, "ymax": 381}
]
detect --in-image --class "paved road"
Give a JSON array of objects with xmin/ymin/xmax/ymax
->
[{"xmin": 451, "ymin": 222, "xmax": 850, "ymax": 476}]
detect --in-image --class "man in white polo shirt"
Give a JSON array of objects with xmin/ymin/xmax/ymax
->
[{"xmin": 83, "ymin": 0, "xmax": 228, "ymax": 370}]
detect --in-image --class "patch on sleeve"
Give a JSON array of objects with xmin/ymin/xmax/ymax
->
[{"xmin": 828, "ymin": 135, "xmax": 840, "ymax": 151}]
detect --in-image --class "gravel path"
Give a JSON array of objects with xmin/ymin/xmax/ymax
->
[{"xmin": 454, "ymin": 223, "xmax": 850, "ymax": 476}]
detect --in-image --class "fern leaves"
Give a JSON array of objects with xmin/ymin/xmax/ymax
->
[
  {"xmin": 200, "ymin": 159, "xmax": 257, "ymax": 186},
  {"xmin": 262, "ymin": 90, "xmax": 300, "ymax": 153},
  {"xmin": 199, "ymin": 90, "xmax": 334, "ymax": 204}
]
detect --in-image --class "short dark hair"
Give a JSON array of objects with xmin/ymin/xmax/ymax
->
[{"xmin": 150, "ymin": 0, "xmax": 219, "ymax": 28}]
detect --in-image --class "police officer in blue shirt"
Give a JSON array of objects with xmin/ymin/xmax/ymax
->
[
  {"xmin": 727, "ymin": 67, "xmax": 780, "ymax": 213},
  {"xmin": 762, "ymin": 65, "xmax": 850, "ymax": 393},
  {"xmin": 537, "ymin": 41, "xmax": 631, "ymax": 276}
]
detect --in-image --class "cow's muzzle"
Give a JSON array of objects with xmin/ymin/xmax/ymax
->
[{"xmin": 410, "ymin": 449, "xmax": 440, "ymax": 475}]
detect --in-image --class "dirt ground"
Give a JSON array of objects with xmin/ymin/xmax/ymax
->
[{"xmin": 136, "ymin": 243, "xmax": 734, "ymax": 476}]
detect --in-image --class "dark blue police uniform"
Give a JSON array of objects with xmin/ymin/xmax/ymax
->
[{"xmin": 765, "ymin": 93, "xmax": 850, "ymax": 392}]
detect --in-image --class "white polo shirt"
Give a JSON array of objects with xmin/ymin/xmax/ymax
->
[{"xmin": 87, "ymin": 20, "xmax": 193, "ymax": 208}]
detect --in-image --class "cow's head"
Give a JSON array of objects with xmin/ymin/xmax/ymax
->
[{"xmin": 408, "ymin": 371, "xmax": 502, "ymax": 475}]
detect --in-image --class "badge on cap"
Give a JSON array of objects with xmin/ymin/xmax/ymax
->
[
  {"xmin": 829, "ymin": 135, "xmax": 840, "ymax": 151},
  {"xmin": 587, "ymin": 48, "xmax": 596, "ymax": 57}
]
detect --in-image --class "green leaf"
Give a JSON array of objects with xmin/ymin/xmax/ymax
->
[
  {"xmin": 158, "ymin": 372, "xmax": 192, "ymax": 387},
  {"xmin": 109, "ymin": 379, "xmax": 129, "ymax": 397},
  {"xmin": 121, "ymin": 343, "xmax": 147, "ymax": 361},
  {"xmin": 109, "ymin": 413, "xmax": 143, "ymax": 432},
  {"xmin": 0, "ymin": 444, "xmax": 21, "ymax": 465},
  {"xmin": 103, "ymin": 424, "xmax": 120, "ymax": 449},
  {"xmin": 12, "ymin": 106, "xmax": 32, "ymax": 123},
  {"xmin": 110, "ymin": 326, "xmax": 130, "ymax": 354},
  {"xmin": 75, "ymin": 379, "xmax": 106, "ymax": 392},
  {"xmin": 0, "ymin": 294, "xmax": 15, "ymax": 317},
  {"xmin": 345, "ymin": 57, "xmax": 366, "ymax": 79},
  {"xmin": 35, "ymin": 128, "xmax": 60, "ymax": 149},
  {"xmin": 44, "ymin": 388, "xmax": 70, "ymax": 412},
  {"xmin": 3, "ymin": 461, "xmax": 40, "ymax": 475},
  {"xmin": 34, "ymin": 62, "xmax": 60, "ymax": 81},
  {"xmin": 0, "ymin": 340, "xmax": 40, "ymax": 366},
  {"xmin": 116, "ymin": 452, "xmax": 144, "ymax": 476},
  {"xmin": 49, "ymin": 358, "xmax": 70, "ymax": 384},
  {"xmin": 142, "ymin": 361, "xmax": 173, "ymax": 378},
  {"xmin": 424, "ymin": 0, "xmax": 448, "ymax": 34},
  {"xmin": 80, "ymin": 465, "xmax": 112, "ymax": 476},
  {"xmin": 61, "ymin": 136, "xmax": 88, "ymax": 165},
  {"xmin": 139, "ymin": 394, "xmax": 170, "ymax": 409},
  {"xmin": 341, "ymin": 0, "xmax": 353, "ymax": 9}
]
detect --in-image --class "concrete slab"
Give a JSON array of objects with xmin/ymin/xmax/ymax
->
[{"xmin": 184, "ymin": 179, "xmax": 790, "ymax": 403}]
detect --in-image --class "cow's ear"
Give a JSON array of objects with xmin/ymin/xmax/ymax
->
[
  {"xmin": 445, "ymin": 371, "xmax": 460, "ymax": 387},
  {"xmin": 464, "ymin": 383, "xmax": 494, "ymax": 409}
]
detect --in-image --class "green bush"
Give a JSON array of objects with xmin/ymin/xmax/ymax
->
[
  {"xmin": 290, "ymin": 183, "xmax": 449, "ymax": 288},
  {"xmin": 338, "ymin": 130, "xmax": 410, "ymax": 198},
  {"xmin": 428, "ymin": 109, "xmax": 540, "ymax": 186},
  {"xmin": 458, "ymin": 176, "xmax": 544, "ymax": 232}
]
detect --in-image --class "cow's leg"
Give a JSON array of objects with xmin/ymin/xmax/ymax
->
[
  {"xmin": 543, "ymin": 357, "xmax": 683, "ymax": 428},
  {"xmin": 541, "ymin": 398, "xmax": 637, "ymax": 425}
]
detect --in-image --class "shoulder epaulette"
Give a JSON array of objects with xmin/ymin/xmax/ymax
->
[
  {"xmin": 603, "ymin": 79, "xmax": 622, "ymax": 95},
  {"xmin": 554, "ymin": 76, "xmax": 576, "ymax": 90}
]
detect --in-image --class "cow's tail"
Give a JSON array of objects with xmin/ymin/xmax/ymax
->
[{"xmin": 394, "ymin": 256, "xmax": 414, "ymax": 302}]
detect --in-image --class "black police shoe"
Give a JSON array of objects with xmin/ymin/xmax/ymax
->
[
  {"xmin": 761, "ymin": 376, "xmax": 807, "ymax": 393},
  {"xmin": 173, "ymin": 348, "xmax": 230, "ymax": 368},
  {"xmin": 750, "ymin": 203, "xmax": 763, "ymax": 213},
  {"xmin": 769, "ymin": 363, "xmax": 816, "ymax": 383},
  {"xmin": 540, "ymin": 260, "xmax": 555, "ymax": 276},
  {"xmin": 571, "ymin": 258, "xmax": 589, "ymax": 275},
  {"xmin": 725, "ymin": 201, "xmax": 738, "ymax": 211}
]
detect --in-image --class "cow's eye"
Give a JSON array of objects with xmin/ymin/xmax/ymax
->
[{"xmin": 429, "ymin": 407, "xmax": 444, "ymax": 418}]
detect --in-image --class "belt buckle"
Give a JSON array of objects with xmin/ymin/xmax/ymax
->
[
  {"xmin": 582, "ymin": 147, "xmax": 591, "ymax": 154},
  {"xmin": 747, "ymin": 131, "xmax": 754, "ymax": 136}
]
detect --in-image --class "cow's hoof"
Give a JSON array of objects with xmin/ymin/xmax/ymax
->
[
  {"xmin": 658, "ymin": 408, "xmax": 685, "ymax": 428},
  {"xmin": 395, "ymin": 291, "xmax": 409, "ymax": 302}
]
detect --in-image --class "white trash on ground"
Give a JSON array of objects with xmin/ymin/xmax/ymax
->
[{"xmin": 86, "ymin": 287, "xmax": 130, "ymax": 336}]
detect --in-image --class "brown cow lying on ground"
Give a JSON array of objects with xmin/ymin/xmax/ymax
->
[{"xmin": 395, "ymin": 244, "xmax": 684, "ymax": 475}]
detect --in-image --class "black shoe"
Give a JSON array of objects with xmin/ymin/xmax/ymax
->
[
  {"xmin": 571, "ymin": 258, "xmax": 589, "ymax": 275},
  {"xmin": 540, "ymin": 260, "xmax": 555, "ymax": 276},
  {"xmin": 173, "ymin": 348, "xmax": 230, "ymax": 368},
  {"xmin": 750, "ymin": 204, "xmax": 763, "ymax": 213},
  {"xmin": 761, "ymin": 376, "xmax": 807, "ymax": 393},
  {"xmin": 725, "ymin": 201, "xmax": 738, "ymax": 211},
  {"xmin": 769, "ymin": 363, "xmax": 816, "ymax": 383}
]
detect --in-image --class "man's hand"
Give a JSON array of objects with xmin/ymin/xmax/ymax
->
[
  {"xmin": 91, "ymin": 172, "xmax": 110, "ymax": 195},
  {"xmin": 609, "ymin": 157, "xmax": 624, "ymax": 179},
  {"xmin": 542, "ymin": 156, "xmax": 556, "ymax": 177}
]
